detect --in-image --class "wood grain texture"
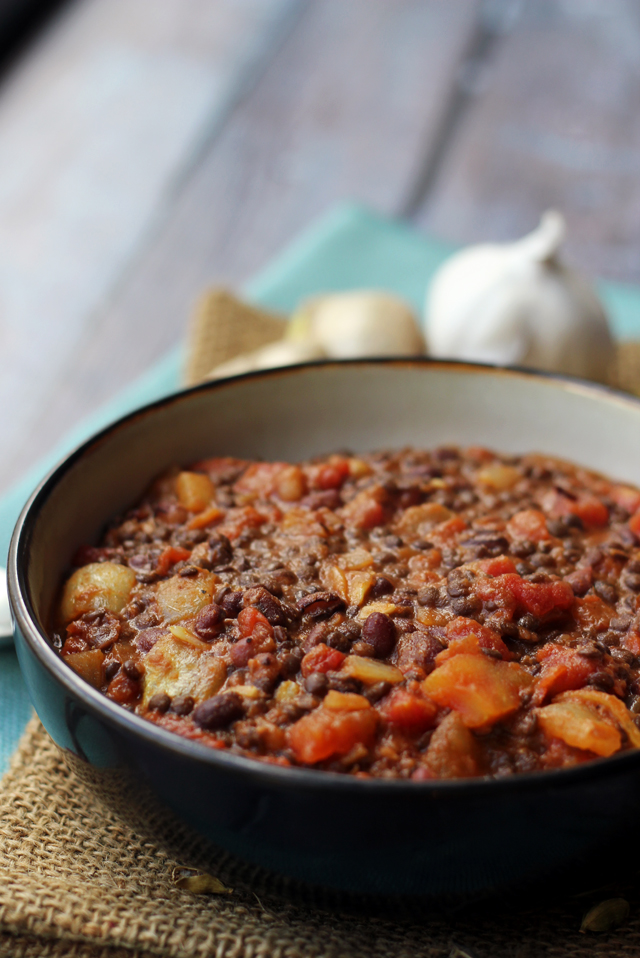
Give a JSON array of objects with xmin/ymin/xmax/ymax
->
[
  {"xmin": 416, "ymin": 0, "xmax": 640, "ymax": 283},
  {"xmin": 13, "ymin": 0, "xmax": 480, "ymax": 496},
  {"xmin": 0, "ymin": 0, "xmax": 296, "ymax": 493}
]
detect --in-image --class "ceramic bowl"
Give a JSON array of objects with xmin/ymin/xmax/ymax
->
[{"xmin": 9, "ymin": 360, "xmax": 640, "ymax": 897}]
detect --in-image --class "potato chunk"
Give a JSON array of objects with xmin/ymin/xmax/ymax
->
[
  {"xmin": 60, "ymin": 562, "xmax": 136, "ymax": 623},
  {"xmin": 64, "ymin": 649, "xmax": 105, "ymax": 688},
  {"xmin": 155, "ymin": 571, "xmax": 215, "ymax": 624},
  {"xmin": 422, "ymin": 654, "xmax": 531, "ymax": 728},
  {"xmin": 175, "ymin": 471, "xmax": 215, "ymax": 512},
  {"xmin": 537, "ymin": 688, "xmax": 640, "ymax": 757},
  {"xmin": 424, "ymin": 712, "xmax": 481, "ymax": 778},
  {"xmin": 142, "ymin": 633, "xmax": 226, "ymax": 706},
  {"xmin": 536, "ymin": 699, "xmax": 621, "ymax": 758}
]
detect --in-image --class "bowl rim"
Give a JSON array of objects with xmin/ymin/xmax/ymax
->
[{"xmin": 10, "ymin": 356, "xmax": 640, "ymax": 795}]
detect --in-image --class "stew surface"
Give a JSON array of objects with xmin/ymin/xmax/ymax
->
[{"xmin": 53, "ymin": 446, "xmax": 640, "ymax": 779}]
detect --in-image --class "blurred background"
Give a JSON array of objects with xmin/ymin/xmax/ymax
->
[{"xmin": 1, "ymin": 0, "xmax": 639, "ymax": 498}]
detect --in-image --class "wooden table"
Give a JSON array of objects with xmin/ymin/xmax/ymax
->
[{"xmin": 1, "ymin": 0, "xmax": 639, "ymax": 496}]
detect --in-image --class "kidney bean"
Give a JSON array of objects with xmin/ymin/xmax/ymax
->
[
  {"xmin": 624, "ymin": 573, "xmax": 640, "ymax": 592},
  {"xmin": 326, "ymin": 630, "xmax": 352, "ymax": 652},
  {"xmin": 327, "ymin": 673, "xmax": 361, "ymax": 694},
  {"xmin": 510, "ymin": 540, "xmax": 535, "ymax": 558},
  {"xmin": 230, "ymin": 635, "xmax": 270, "ymax": 668},
  {"xmin": 194, "ymin": 603, "xmax": 225, "ymax": 640},
  {"xmin": 171, "ymin": 695, "xmax": 195, "ymax": 715},
  {"xmin": 123, "ymin": 659, "xmax": 142, "ymax": 680},
  {"xmin": 219, "ymin": 590, "xmax": 243, "ymax": 618},
  {"xmin": 208, "ymin": 534, "xmax": 233, "ymax": 567},
  {"xmin": 586, "ymin": 671, "xmax": 615, "ymax": 692},
  {"xmin": 369, "ymin": 576, "xmax": 394, "ymax": 599},
  {"xmin": 297, "ymin": 591, "xmax": 346, "ymax": 619},
  {"xmin": 529, "ymin": 553, "xmax": 555, "ymax": 569},
  {"xmin": 594, "ymin": 581, "xmax": 617, "ymax": 605},
  {"xmin": 243, "ymin": 586, "xmax": 288, "ymax": 626},
  {"xmin": 248, "ymin": 652, "xmax": 281, "ymax": 692},
  {"xmin": 362, "ymin": 612, "xmax": 396, "ymax": 658},
  {"xmin": 305, "ymin": 672, "xmax": 329, "ymax": 696},
  {"xmin": 451, "ymin": 595, "xmax": 482, "ymax": 616},
  {"xmin": 104, "ymin": 660, "xmax": 121, "ymax": 682},
  {"xmin": 279, "ymin": 648, "xmax": 303, "ymax": 677},
  {"xmin": 417, "ymin": 585, "xmax": 439, "ymax": 607},
  {"xmin": 364, "ymin": 681, "xmax": 392, "ymax": 704},
  {"xmin": 147, "ymin": 692, "xmax": 171, "ymax": 712},
  {"xmin": 192, "ymin": 692, "xmax": 245, "ymax": 730}
]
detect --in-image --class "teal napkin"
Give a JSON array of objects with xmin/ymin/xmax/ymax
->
[{"xmin": 2, "ymin": 202, "xmax": 640, "ymax": 773}]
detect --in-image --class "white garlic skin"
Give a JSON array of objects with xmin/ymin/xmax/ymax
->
[
  {"xmin": 206, "ymin": 337, "xmax": 325, "ymax": 380},
  {"xmin": 425, "ymin": 211, "xmax": 615, "ymax": 383},
  {"xmin": 296, "ymin": 291, "xmax": 425, "ymax": 359}
]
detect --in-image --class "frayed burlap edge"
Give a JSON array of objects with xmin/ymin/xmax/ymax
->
[
  {"xmin": 2, "ymin": 719, "xmax": 640, "ymax": 958},
  {"xmin": 183, "ymin": 289, "xmax": 285, "ymax": 386}
]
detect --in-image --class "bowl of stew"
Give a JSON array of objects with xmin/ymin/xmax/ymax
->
[{"xmin": 9, "ymin": 359, "xmax": 640, "ymax": 896}]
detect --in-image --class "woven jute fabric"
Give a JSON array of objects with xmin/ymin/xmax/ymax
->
[
  {"xmin": 2, "ymin": 717, "xmax": 640, "ymax": 958},
  {"xmin": 183, "ymin": 289, "xmax": 285, "ymax": 386}
]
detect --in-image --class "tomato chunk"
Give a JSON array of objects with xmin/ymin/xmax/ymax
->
[
  {"xmin": 541, "ymin": 489, "xmax": 608, "ymax": 528},
  {"xmin": 380, "ymin": 689, "xmax": 437, "ymax": 736},
  {"xmin": 156, "ymin": 546, "xmax": 191, "ymax": 577},
  {"xmin": 475, "ymin": 555, "xmax": 517, "ymax": 577},
  {"xmin": 445, "ymin": 616, "xmax": 511, "ymax": 660},
  {"xmin": 287, "ymin": 707, "xmax": 378, "ymax": 764},
  {"xmin": 507, "ymin": 509, "xmax": 550, "ymax": 542},
  {"xmin": 301, "ymin": 643, "xmax": 346, "ymax": 677},
  {"xmin": 474, "ymin": 574, "xmax": 574, "ymax": 619},
  {"xmin": 533, "ymin": 645, "xmax": 598, "ymax": 704}
]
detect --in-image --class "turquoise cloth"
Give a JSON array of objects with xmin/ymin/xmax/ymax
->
[{"xmin": 2, "ymin": 202, "xmax": 640, "ymax": 773}]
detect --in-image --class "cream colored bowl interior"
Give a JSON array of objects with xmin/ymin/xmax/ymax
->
[{"xmin": 23, "ymin": 362, "xmax": 640, "ymax": 632}]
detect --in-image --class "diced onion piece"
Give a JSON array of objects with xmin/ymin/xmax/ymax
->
[
  {"xmin": 341, "ymin": 655, "xmax": 403, "ymax": 685},
  {"xmin": 60, "ymin": 562, "xmax": 136, "ymax": 623},
  {"xmin": 358, "ymin": 601, "xmax": 397, "ymax": 619},
  {"xmin": 346, "ymin": 571, "xmax": 376, "ymax": 606},
  {"xmin": 323, "ymin": 690, "xmax": 371, "ymax": 711},
  {"xmin": 64, "ymin": 649, "xmax": 105, "ymax": 688},
  {"xmin": 176, "ymin": 472, "xmax": 215, "ymax": 512},
  {"xmin": 338, "ymin": 549, "xmax": 374, "ymax": 571},
  {"xmin": 321, "ymin": 564, "xmax": 349, "ymax": 601},
  {"xmin": 231, "ymin": 684, "xmax": 265, "ymax": 700}
]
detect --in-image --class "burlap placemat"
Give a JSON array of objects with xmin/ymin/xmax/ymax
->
[
  {"xmin": 4, "ymin": 291, "xmax": 640, "ymax": 957},
  {"xmin": 3, "ymin": 717, "xmax": 640, "ymax": 958}
]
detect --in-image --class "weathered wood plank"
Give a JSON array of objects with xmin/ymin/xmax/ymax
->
[
  {"xmin": 416, "ymin": 0, "xmax": 640, "ymax": 283},
  {"xmin": 15, "ymin": 0, "xmax": 480, "ymax": 496},
  {"xmin": 0, "ymin": 0, "xmax": 297, "ymax": 493}
]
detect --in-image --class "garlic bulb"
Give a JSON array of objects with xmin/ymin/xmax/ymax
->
[
  {"xmin": 206, "ymin": 337, "xmax": 324, "ymax": 380},
  {"xmin": 425, "ymin": 211, "xmax": 614, "ymax": 382},
  {"xmin": 291, "ymin": 291, "xmax": 425, "ymax": 358}
]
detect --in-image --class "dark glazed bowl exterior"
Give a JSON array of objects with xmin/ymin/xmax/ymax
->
[{"xmin": 9, "ymin": 360, "xmax": 640, "ymax": 897}]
